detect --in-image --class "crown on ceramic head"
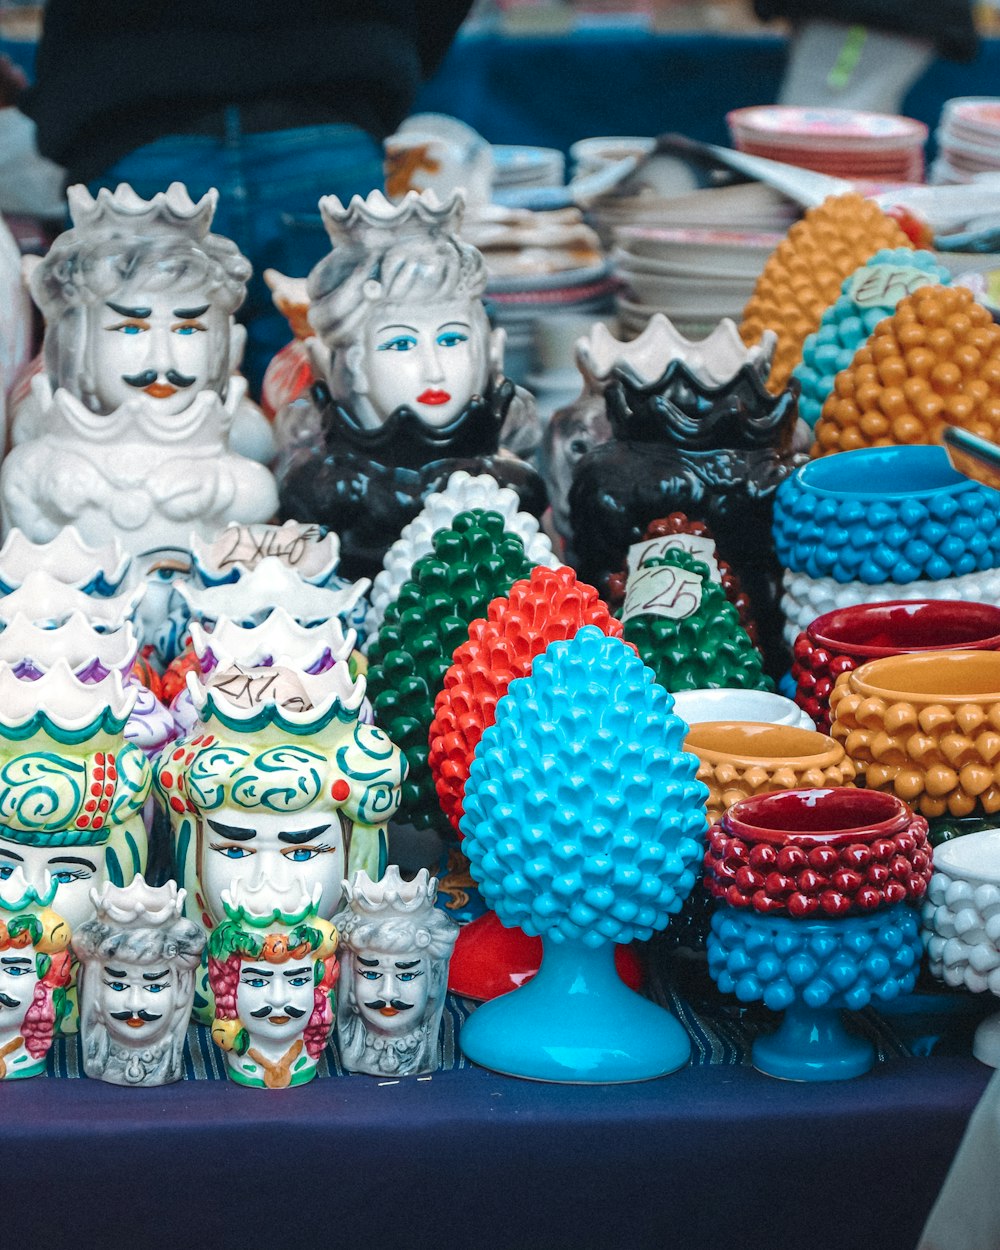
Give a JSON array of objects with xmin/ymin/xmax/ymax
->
[
  {"xmin": 177, "ymin": 560, "xmax": 368, "ymax": 630},
  {"xmin": 0, "ymin": 659, "xmax": 136, "ymax": 732},
  {"xmin": 66, "ymin": 181, "xmax": 218, "ymax": 240},
  {"xmin": 190, "ymin": 608, "xmax": 355, "ymax": 670},
  {"xmin": 0, "ymin": 864, "xmax": 59, "ymax": 913},
  {"xmin": 89, "ymin": 875, "xmax": 186, "ymax": 927},
  {"xmin": 0, "ymin": 571, "xmax": 145, "ymax": 632},
  {"xmin": 190, "ymin": 521, "xmax": 341, "ymax": 587},
  {"xmin": 0, "ymin": 613, "xmax": 138, "ymax": 676},
  {"xmin": 318, "ymin": 188, "xmax": 465, "ymax": 250},
  {"xmin": 187, "ymin": 659, "xmax": 365, "ymax": 724},
  {"xmin": 342, "ymin": 866, "xmax": 438, "ymax": 917},
  {"xmin": 220, "ymin": 877, "xmax": 322, "ymax": 927},
  {"xmin": 0, "ymin": 528, "xmax": 130, "ymax": 593}
]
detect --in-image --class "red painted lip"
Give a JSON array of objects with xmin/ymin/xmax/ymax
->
[
  {"xmin": 144, "ymin": 383, "xmax": 178, "ymax": 399},
  {"xmin": 268, "ymin": 1015, "xmax": 291, "ymax": 1026},
  {"xmin": 126, "ymin": 1018, "xmax": 146, "ymax": 1029},
  {"xmin": 417, "ymin": 389, "xmax": 451, "ymax": 406},
  {"xmin": 379, "ymin": 1007, "xmax": 400, "ymax": 1017}
]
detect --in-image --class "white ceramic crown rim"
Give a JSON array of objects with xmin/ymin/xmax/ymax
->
[
  {"xmin": 318, "ymin": 186, "xmax": 461, "ymax": 239},
  {"xmin": 185, "ymin": 658, "xmax": 366, "ymax": 722},
  {"xmin": 66, "ymin": 180, "xmax": 218, "ymax": 237},
  {"xmin": 0, "ymin": 527, "xmax": 130, "ymax": 590},
  {"xmin": 188, "ymin": 521, "xmax": 341, "ymax": 584},
  {"xmin": 0, "ymin": 571, "xmax": 146, "ymax": 630},
  {"xmin": 0, "ymin": 659, "xmax": 136, "ymax": 729},
  {"xmin": 89, "ymin": 875, "xmax": 186, "ymax": 926},
  {"xmin": 0, "ymin": 612, "xmax": 138, "ymax": 673},
  {"xmin": 342, "ymin": 865, "xmax": 437, "ymax": 915},
  {"xmin": 190, "ymin": 608, "xmax": 355, "ymax": 668},
  {"xmin": 221, "ymin": 877, "xmax": 322, "ymax": 922},
  {"xmin": 176, "ymin": 559, "xmax": 369, "ymax": 624}
]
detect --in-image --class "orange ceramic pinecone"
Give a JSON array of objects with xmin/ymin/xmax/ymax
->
[
  {"xmin": 812, "ymin": 284, "xmax": 1000, "ymax": 455},
  {"xmin": 740, "ymin": 193, "xmax": 911, "ymax": 394}
]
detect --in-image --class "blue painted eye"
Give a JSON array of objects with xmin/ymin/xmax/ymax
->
[
  {"xmin": 52, "ymin": 869, "xmax": 87, "ymax": 885},
  {"xmin": 173, "ymin": 324, "xmax": 205, "ymax": 335},
  {"xmin": 377, "ymin": 335, "xmax": 417, "ymax": 352},
  {"xmin": 285, "ymin": 848, "xmax": 318, "ymax": 863},
  {"xmin": 437, "ymin": 332, "xmax": 468, "ymax": 348},
  {"xmin": 359, "ymin": 970, "xmax": 381, "ymax": 981},
  {"xmin": 105, "ymin": 981, "xmax": 127, "ymax": 992},
  {"xmin": 242, "ymin": 977, "xmax": 266, "ymax": 989},
  {"xmin": 5, "ymin": 966, "xmax": 29, "ymax": 977},
  {"xmin": 145, "ymin": 984, "xmax": 166, "ymax": 994},
  {"xmin": 399, "ymin": 972, "xmax": 421, "ymax": 982},
  {"xmin": 118, "ymin": 324, "xmax": 144, "ymax": 334},
  {"xmin": 215, "ymin": 847, "xmax": 252, "ymax": 859},
  {"xmin": 0, "ymin": 865, "xmax": 13, "ymax": 880},
  {"xmin": 288, "ymin": 975, "xmax": 311, "ymax": 987}
]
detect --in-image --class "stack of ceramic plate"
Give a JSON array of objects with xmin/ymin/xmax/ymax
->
[
  {"xmin": 932, "ymin": 97, "xmax": 1000, "ymax": 184},
  {"xmin": 613, "ymin": 225, "xmax": 782, "ymax": 338},
  {"xmin": 728, "ymin": 106, "xmax": 927, "ymax": 183},
  {"xmin": 491, "ymin": 145, "xmax": 566, "ymax": 192}
]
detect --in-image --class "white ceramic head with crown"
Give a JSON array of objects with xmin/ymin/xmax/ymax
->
[
  {"xmin": 305, "ymin": 189, "xmax": 503, "ymax": 430},
  {"xmin": 333, "ymin": 866, "xmax": 458, "ymax": 1076}
]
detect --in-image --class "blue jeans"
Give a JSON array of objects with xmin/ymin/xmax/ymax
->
[{"xmin": 92, "ymin": 115, "xmax": 384, "ymax": 396}]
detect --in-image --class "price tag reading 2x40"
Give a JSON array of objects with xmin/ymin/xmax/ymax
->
[{"xmin": 621, "ymin": 563, "xmax": 703, "ymax": 624}]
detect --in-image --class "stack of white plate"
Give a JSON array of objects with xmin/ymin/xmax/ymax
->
[
  {"xmin": 491, "ymin": 145, "xmax": 566, "ymax": 192},
  {"xmin": 613, "ymin": 225, "xmax": 782, "ymax": 338},
  {"xmin": 932, "ymin": 97, "xmax": 1000, "ymax": 184}
]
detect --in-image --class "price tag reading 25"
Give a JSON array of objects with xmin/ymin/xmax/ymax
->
[{"xmin": 621, "ymin": 563, "xmax": 703, "ymax": 624}]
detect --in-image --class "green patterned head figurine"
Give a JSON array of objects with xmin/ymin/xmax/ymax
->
[
  {"xmin": 156, "ymin": 661, "xmax": 406, "ymax": 951},
  {"xmin": 0, "ymin": 661, "xmax": 152, "ymax": 945}
]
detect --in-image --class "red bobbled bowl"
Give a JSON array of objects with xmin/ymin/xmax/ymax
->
[
  {"xmin": 704, "ymin": 787, "xmax": 932, "ymax": 918},
  {"xmin": 792, "ymin": 600, "xmax": 1000, "ymax": 733}
]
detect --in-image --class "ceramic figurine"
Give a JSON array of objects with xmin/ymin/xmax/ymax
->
[
  {"xmin": 568, "ymin": 313, "xmax": 806, "ymax": 674},
  {"xmin": 0, "ymin": 182, "xmax": 278, "ymax": 645},
  {"xmin": 72, "ymin": 876, "xmax": 205, "ymax": 1086},
  {"xmin": 384, "ymin": 114, "xmax": 494, "ymax": 206},
  {"xmin": 333, "ymin": 866, "xmax": 457, "ymax": 1076},
  {"xmin": 278, "ymin": 189, "xmax": 545, "ymax": 579},
  {"xmin": 155, "ymin": 662, "xmax": 405, "ymax": 1021},
  {"xmin": 260, "ymin": 270, "xmax": 314, "ymax": 422},
  {"xmin": 0, "ymin": 571, "xmax": 144, "ymax": 633},
  {"xmin": 460, "ymin": 627, "xmax": 708, "ymax": 1082},
  {"xmin": 0, "ymin": 527, "xmax": 130, "ymax": 596},
  {"xmin": 190, "ymin": 521, "xmax": 343, "ymax": 589},
  {"xmin": 208, "ymin": 880, "xmax": 338, "ymax": 1089}
]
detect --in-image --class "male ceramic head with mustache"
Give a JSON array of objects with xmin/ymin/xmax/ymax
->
[{"xmin": 27, "ymin": 182, "xmax": 251, "ymax": 418}]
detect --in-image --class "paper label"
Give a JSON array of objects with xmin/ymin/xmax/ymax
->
[
  {"xmin": 846, "ymin": 265, "xmax": 935, "ymax": 310},
  {"xmin": 627, "ymin": 534, "xmax": 721, "ymax": 583},
  {"xmin": 209, "ymin": 664, "xmax": 314, "ymax": 713},
  {"xmin": 621, "ymin": 563, "xmax": 703, "ymax": 623},
  {"xmin": 215, "ymin": 524, "xmax": 325, "ymax": 571}
]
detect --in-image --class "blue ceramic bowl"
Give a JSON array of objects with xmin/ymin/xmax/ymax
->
[{"xmin": 773, "ymin": 445, "xmax": 1000, "ymax": 584}]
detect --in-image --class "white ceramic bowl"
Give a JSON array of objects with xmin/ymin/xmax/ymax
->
[{"xmin": 671, "ymin": 687, "xmax": 816, "ymax": 731}]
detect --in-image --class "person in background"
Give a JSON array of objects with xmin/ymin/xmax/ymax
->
[
  {"xmin": 21, "ymin": 2, "xmax": 474, "ymax": 394},
  {"xmin": 752, "ymin": 0, "xmax": 978, "ymax": 115}
]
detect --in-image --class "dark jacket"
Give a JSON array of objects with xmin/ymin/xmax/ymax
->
[
  {"xmin": 25, "ymin": 0, "xmax": 473, "ymax": 182},
  {"xmin": 753, "ymin": 0, "xmax": 978, "ymax": 62}
]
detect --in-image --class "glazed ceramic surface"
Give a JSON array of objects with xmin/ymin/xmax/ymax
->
[
  {"xmin": 0, "ymin": 881, "xmax": 71, "ymax": 1078},
  {"xmin": 923, "ymin": 829, "xmax": 1000, "ymax": 1065},
  {"xmin": 829, "ymin": 649, "xmax": 1000, "ymax": 819},
  {"xmin": 73, "ymin": 877, "xmax": 205, "ymax": 1085},
  {"xmin": 672, "ymin": 687, "xmax": 815, "ymax": 730},
  {"xmin": 792, "ymin": 599, "xmax": 1000, "ymax": 732},
  {"xmin": 176, "ymin": 559, "xmax": 368, "ymax": 633},
  {"xmin": 333, "ymin": 867, "xmax": 458, "ymax": 1076},
  {"xmin": 459, "ymin": 627, "xmax": 708, "ymax": 1082},
  {"xmin": 0, "ymin": 528, "xmax": 130, "ymax": 596},
  {"xmin": 190, "ymin": 521, "xmax": 342, "ymax": 588},
  {"xmin": 208, "ymin": 880, "xmax": 338, "ymax": 1088}
]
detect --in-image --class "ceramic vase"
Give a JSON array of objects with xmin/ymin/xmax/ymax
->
[
  {"xmin": 923, "ymin": 829, "xmax": 1000, "ymax": 1065},
  {"xmin": 774, "ymin": 445, "xmax": 1000, "ymax": 647},
  {"xmin": 459, "ymin": 627, "xmax": 708, "ymax": 1082},
  {"xmin": 792, "ymin": 600, "xmax": 1000, "ymax": 733},
  {"xmin": 829, "ymin": 650, "xmax": 1000, "ymax": 820},
  {"xmin": 706, "ymin": 788, "xmax": 929, "ymax": 1079}
]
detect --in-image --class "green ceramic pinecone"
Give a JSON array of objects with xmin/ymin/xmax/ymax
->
[
  {"xmin": 366, "ymin": 509, "xmax": 535, "ymax": 830},
  {"xmin": 622, "ymin": 549, "xmax": 773, "ymax": 693}
]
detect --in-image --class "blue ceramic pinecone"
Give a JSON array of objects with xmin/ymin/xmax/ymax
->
[
  {"xmin": 772, "ymin": 451, "xmax": 1000, "ymax": 584},
  {"xmin": 708, "ymin": 904, "xmax": 921, "ymax": 1013},
  {"xmin": 793, "ymin": 248, "xmax": 952, "ymax": 428},
  {"xmin": 460, "ymin": 626, "xmax": 709, "ymax": 947}
]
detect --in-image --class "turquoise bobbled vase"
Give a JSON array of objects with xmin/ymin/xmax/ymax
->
[{"xmin": 459, "ymin": 626, "xmax": 709, "ymax": 1083}]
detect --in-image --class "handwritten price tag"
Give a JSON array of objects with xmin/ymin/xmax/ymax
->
[
  {"xmin": 627, "ymin": 534, "xmax": 720, "ymax": 583},
  {"xmin": 217, "ymin": 523, "xmax": 325, "ymax": 571},
  {"xmin": 622, "ymin": 563, "xmax": 703, "ymax": 624},
  {"xmin": 209, "ymin": 665, "xmax": 314, "ymax": 713},
  {"xmin": 846, "ymin": 265, "xmax": 935, "ymax": 310}
]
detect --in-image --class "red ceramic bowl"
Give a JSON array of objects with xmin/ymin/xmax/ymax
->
[
  {"xmin": 792, "ymin": 600, "xmax": 1000, "ymax": 732},
  {"xmin": 704, "ymin": 786, "xmax": 931, "ymax": 917}
]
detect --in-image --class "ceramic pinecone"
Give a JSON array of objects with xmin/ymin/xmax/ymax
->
[
  {"xmin": 923, "ymin": 869, "xmax": 1000, "ymax": 995},
  {"xmin": 429, "ymin": 565, "xmax": 625, "ymax": 834},
  {"xmin": 792, "ymin": 248, "xmax": 951, "ymax": 428},
  {"xmin": 461, "ymin": 626, "xmax": 709, "ymax": 946},
  {"xmin": 792, "ymin": 630, "xmax": 863, "ymax": 734},
  {"xmin": 621, "ymin": 549, "xmax": 772, "ymax": 694},
  {"xmin": 829, "ymin": 674, "xmax": 1000, "ymax": 819},
  {"xmin": 694, "ymin": 740, "xmax": 856, "ymax": 827},
  {"xmin": 366, "ymin": 509, "xmax": 534, "ymax": 829},
  {"xmin": 773, "ymin": 458, "xmax": 1000, "ymax": 585},
  {"xmin": 739, "ymin": 193, "xmax": 911, "ymax": 395},
  {"xmin": 813, "ymin": 285, "xmax": 1000, "ymax": 455},
  {"xmin": 709, "ymin": 904, "xmax": 922, "ymax": 1011},
  {"xmin": 704, "ymin": 812, "xmax": 931, "ymax": 916}
]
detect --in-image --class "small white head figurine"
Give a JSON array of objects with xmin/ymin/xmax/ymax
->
[
  {"xmin": 72, "ymin": 876, "xmax": 205, "ymax": 1086},
  {"xmin": 333, "ymin": 866, "xmax": 458, "ymax": 1077},
  {"xmin": 306, "ymin": 189, "xmax": 502, "ymax": 431},
  {"xmin": 28, "ymin": 182, "xmax": 250, "ymax": 417}
]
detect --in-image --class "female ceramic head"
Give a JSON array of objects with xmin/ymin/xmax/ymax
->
[
  {"xmin": 0, "ymin": 883, "xmax": 72, "ymax": 1078},
  {"xmin": 28, "ymin": 182, "xmax": 250, "ymax": 416},
  {"xmin": 333, "ymin": 866, "xmax": 458, "ymax": 1076},
  {"xmin": 306, "ymin": 190, "xmax": 501, "ymax": 430},
  {"xmin": 208, "ymin": 881, "xmax": 338, "ymax": 1088},
  {"xmin": 72, "ymin": 877, "xmax": 205, "ymax": 1085}
]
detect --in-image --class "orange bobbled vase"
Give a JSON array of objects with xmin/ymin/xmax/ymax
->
[
  {"xmin": 812, "ymin": 284, "xmax": 1000, "ymax": 455},
  {"xmin": 428, "ymin": 564, "xmax": 642, "ymax": 1001},
  {"xmin": 829, "ymin": 650, "xmax": 1000, "ymax": 820},
  {"xmin": 740, "ymin": 193, "xmax": 911, "ymax": 395}
]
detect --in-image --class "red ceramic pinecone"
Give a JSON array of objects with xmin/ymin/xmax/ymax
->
[
  {"xmin": 791, "ymin": 630, "xmax": 860, "ymax": 733},
  {"xmin": 429, "ymin": 565, "xmax": 629, "ymax": 833},
  {"xmin": 703, "ymin": 814, "xmax": 932, "ymax": 917}
]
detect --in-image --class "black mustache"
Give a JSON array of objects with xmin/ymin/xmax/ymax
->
[
  {"xmin": 122, "ymin": 369, "xmax": 198, "ymax": 389},
  {"xmin": 249, "ymin": 1005, "xmax": 307, "ymax": 1020},
  {"xmin": 110, "ymin": 1009, "xmax": 162, "ymax": 1023},
  {"xmin": 0, "ymin": 992, "xmax": 21, "ymax": 1010},
  {"xmin": 364, "ymin": 999, "xmax": 413, "ymax": 1012}
]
